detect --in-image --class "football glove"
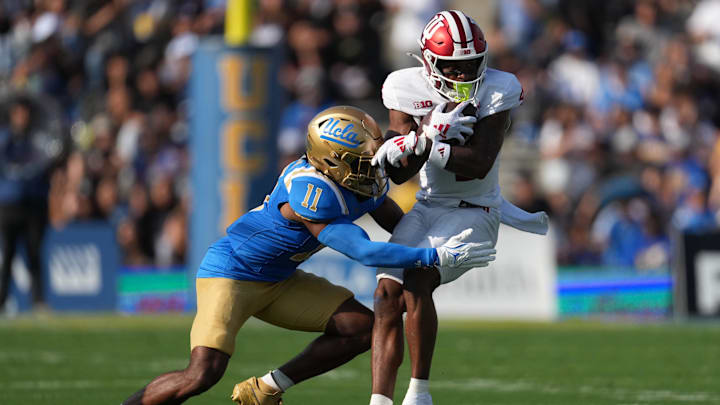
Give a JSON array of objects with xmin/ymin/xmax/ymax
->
[
  {"xmin": 422, "ymin": 101, "xmax": 476, "ymax": 145},
  {"xmin": 371, "ymin": 131, "xmax": 426, "ymax": 168},
  {"xmin": 435, "ymin": 229, "xmax": 496, "ymax": 284}
]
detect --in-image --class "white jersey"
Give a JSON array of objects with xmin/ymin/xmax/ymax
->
[{"xmin": 381, "ymin": 67, "xmax": 523, "ymax": 208}]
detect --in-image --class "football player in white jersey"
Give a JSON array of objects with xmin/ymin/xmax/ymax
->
[{"xmin": 368, "ymin": 10, "xmax": 548, "ymax": 405}]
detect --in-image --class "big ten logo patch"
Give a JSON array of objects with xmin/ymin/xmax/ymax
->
[
  {"xmin": 413, "ymin": 100, "xmax": 433, "ymax": 109},
  {"xmin": 319, "ymin": 117, "xmax": 361, "ymax": 148}
]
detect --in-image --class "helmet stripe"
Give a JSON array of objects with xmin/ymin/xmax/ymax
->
[
  {"xmin": 439, "ymin": 11, "xmax": 461, "ymax": 44},
  {"xmin": 450, "ymin": 10, "xmax": 472, "ymax": 44},
  {"xmin": 451, "ymin": 10, "xmax": 472, "ymax": 45}
]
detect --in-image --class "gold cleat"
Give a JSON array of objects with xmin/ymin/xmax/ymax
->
[{"xmin": 230, "ymin": 376, "xmax": 283, "ymax": 405}]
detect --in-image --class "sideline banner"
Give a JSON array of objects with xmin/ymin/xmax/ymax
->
[
  {"xmin": 117, "ymin": 267, "xmax": 192, "ymax": 313},
  {"xmin": 558, "ymin": 268, "xmax": 671, "ymax": 318},
  {"xmin": 675, "ymin": 230, "xmax": 720, "ymax": 317},
  {"xmin": 189, "ymin": 39, "xmax": 281, "ymax": 295},
  {"xmin": 303, "ymin": 219, "xmax": 557, "ymax": 319},
  {"xmin": 43, "ymin": 222, "xmax": 118, "ymax": 311},
  {"xmin": 433, "ymin": 225, "xmax": 556, "ymax": 319}
]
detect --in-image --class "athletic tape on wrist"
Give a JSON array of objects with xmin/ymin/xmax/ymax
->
[
  {"xmin": 428, "ymin": 141, "xmax": 451, "ymax": 168},
  {"xmin": 411, "ymin": 131, "xmax": 428, "ymax": 155}
]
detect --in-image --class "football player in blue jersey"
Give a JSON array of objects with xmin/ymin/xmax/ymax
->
[{"xmin": 122, "ymin": 106, "xmax": 496, "ymax": 405}]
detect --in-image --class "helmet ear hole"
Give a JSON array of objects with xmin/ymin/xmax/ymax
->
[{"xmin": 323, "ymin": 158, "xmax": 338, "ymax": 168}]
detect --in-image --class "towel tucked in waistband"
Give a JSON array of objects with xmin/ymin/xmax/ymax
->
[{"xmin": 499, "ymin": 197, "xmax": 549, "ymax": 235}]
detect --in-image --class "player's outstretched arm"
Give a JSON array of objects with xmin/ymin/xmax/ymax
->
[
  {"xmin": 369, "ymin": 196, "xmax": 405, "ymax": 234},
  {"xmin": 307, "ymin": 218, "xmax": 437, "ymax": 268},
  {"xmin": 281, "ymin": 203, "xmax": 495, "ymax": 270},
  {"xmin": 306, "ymin": 216, "xmax": 495, "ymax": 271},
  {"xmin": 279, "ymin": 201, "xmax": 433, "ymax": 267},
  {"xmin": 441, "ymin": 109, "xmax": 510, "ymax": 179}
]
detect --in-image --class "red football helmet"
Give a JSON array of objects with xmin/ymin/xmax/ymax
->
[{"xmin": 415, "ymin": 10, "xmax": 488, "ymax": 103}]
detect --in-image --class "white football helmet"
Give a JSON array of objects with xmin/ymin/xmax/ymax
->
[{"xmin": 413, "ymin": 10, "xmax": 488, "ymax": 103}]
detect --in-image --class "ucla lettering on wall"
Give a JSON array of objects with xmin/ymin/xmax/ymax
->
[
  {"xmin": 42, "ymin": 222, "xmax": 118, "ymax": 311},
  {"xmin": 189, "ymin": 39, "xmax": 282, "ymax": 294}
]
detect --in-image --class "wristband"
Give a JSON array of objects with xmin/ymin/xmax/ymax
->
[{"xmin": 428, "ymin": 140, "xmax": 451, "ymax": 168}]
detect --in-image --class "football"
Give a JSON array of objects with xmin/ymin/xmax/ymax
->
[
  {"xmin": 418, "ymin": 101, "xmax": 478, "ymax": 145},
  {"xmin": 385, "ymin": 101, "xmax": 478, "ymax": 183}
]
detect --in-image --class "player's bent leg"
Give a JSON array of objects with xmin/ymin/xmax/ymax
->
[
  {"xmin": 234, "ymin": 270, "xmax": 369, "ymax": 401},
  {"xmin": 123, "ymin": 346, "xmax": 229, "ymax": 405},
  {"xmin": 232, "ymin": 297, "xmax": 372, "ymax": 405},
  {"xmin": 371, "ymin": 277, "xmax": 406, "ymax": 400},
  {"xmin": 403, "ymin": 267, "xmax": 440, "ymax": 380},
  {"xmin": 277, "ymin": 297, "xmax": 374, "ymax": 384}
]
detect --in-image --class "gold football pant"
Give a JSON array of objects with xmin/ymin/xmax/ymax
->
[{"xmin": 190, "ymin": 270, "xmax": 353, "ymax": 355}]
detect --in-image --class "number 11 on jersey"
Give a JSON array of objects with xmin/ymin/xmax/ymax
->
[{"xmin": 301, "ymin": 184, "xmax": 323, "ymax": 212}]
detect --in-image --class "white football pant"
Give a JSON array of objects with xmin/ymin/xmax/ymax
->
[{"xmin": 376, "ymin": 200, "xmax": 500, "ymax": 285}]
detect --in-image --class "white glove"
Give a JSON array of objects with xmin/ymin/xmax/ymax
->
[
  {"xmin": 371, "ymin": 131, "xmax": 426, "ymax": 168},
  {"xmin": 422, "ymin": 101, "xmax": 476, "ymax": 145},
  {"xmin": 435, "ymin": 229, "xmax": 496, "ymax": 284}
]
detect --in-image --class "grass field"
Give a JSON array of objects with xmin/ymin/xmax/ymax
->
[{"xmin": 1, "ymin": 315, "xmax": 719, "ymax": 405}]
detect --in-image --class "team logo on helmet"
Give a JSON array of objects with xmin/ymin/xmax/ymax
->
[
  {"xmin": 319, "ymin": 118, "xmax": 362, "ymax": 148},
  {"xmin": 305, "ymin": 106, "xmax": 387, "ymax": 198}
]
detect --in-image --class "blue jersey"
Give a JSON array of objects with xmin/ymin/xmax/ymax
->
[{"xmin": 197, "ymin": 157, "xmax": 387, "ymax": 282}]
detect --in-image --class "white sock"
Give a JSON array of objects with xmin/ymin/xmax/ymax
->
[
  {"xmin": 370, "ymin": 393, "xmax": 393, "ymax": 405},
  {"xmin": 407, "ymin": 378, "xmax": 429, "ymax": 394},
  {"xmin": 260, "ymin": 373, "xmax": 281, "ymax": 392}
]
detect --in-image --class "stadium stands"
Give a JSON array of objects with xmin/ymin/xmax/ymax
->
[{"xmin": 1, "ymin": 0, "xmax": 719, "ymax": 271}]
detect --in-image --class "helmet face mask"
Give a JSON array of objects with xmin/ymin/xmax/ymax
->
[
  {"xmin": 306, "ymin": 106, "xmax": 388, "ymax": 198},
  {"xmin": 337, "ymin": 151, "xmax": 387, "ymax": 198},
  {"xmin": 415, "ymin": 10, "xmax": 488, "ymax": 103}
]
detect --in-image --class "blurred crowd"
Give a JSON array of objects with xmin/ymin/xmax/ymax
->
[
  {"xmin": 0, "ymin": 0, "xmax": 222, "ymax": 267},
  {"xmin": 2, "ymin": 0, "xmax": 720, "ymax": 270},
  {"xmin": 489, "ymin": 0, "xmax": 720, "ymax": 268}
]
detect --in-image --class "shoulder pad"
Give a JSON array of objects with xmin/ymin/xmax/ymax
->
[
  {"xmin": 382, "ymin": 68, "xmax": 440, "ymax": 117},
  {"xmin": 476, "ymin": 69, "xmax": 524, "ymax": 119},
  {"xmin": 287, "ymin": 174, "xmax": 349, "ymax": 222}
]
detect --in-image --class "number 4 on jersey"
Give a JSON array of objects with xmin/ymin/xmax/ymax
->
[{"xmin": 301, "ymin": 184, "xmax": 323, "ymax": 212}]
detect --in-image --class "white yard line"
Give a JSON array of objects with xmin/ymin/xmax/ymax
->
[
  {"xmin": 432, "ymin": 378, "xmax": 716, "ymax": 403},
  {"xmin": 0, "ymin": 350, "xmax": 65, "ymax": 364},
  {"xmin": 0, "ymin": 379, "xmax": 147, "ymax": 390}
]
